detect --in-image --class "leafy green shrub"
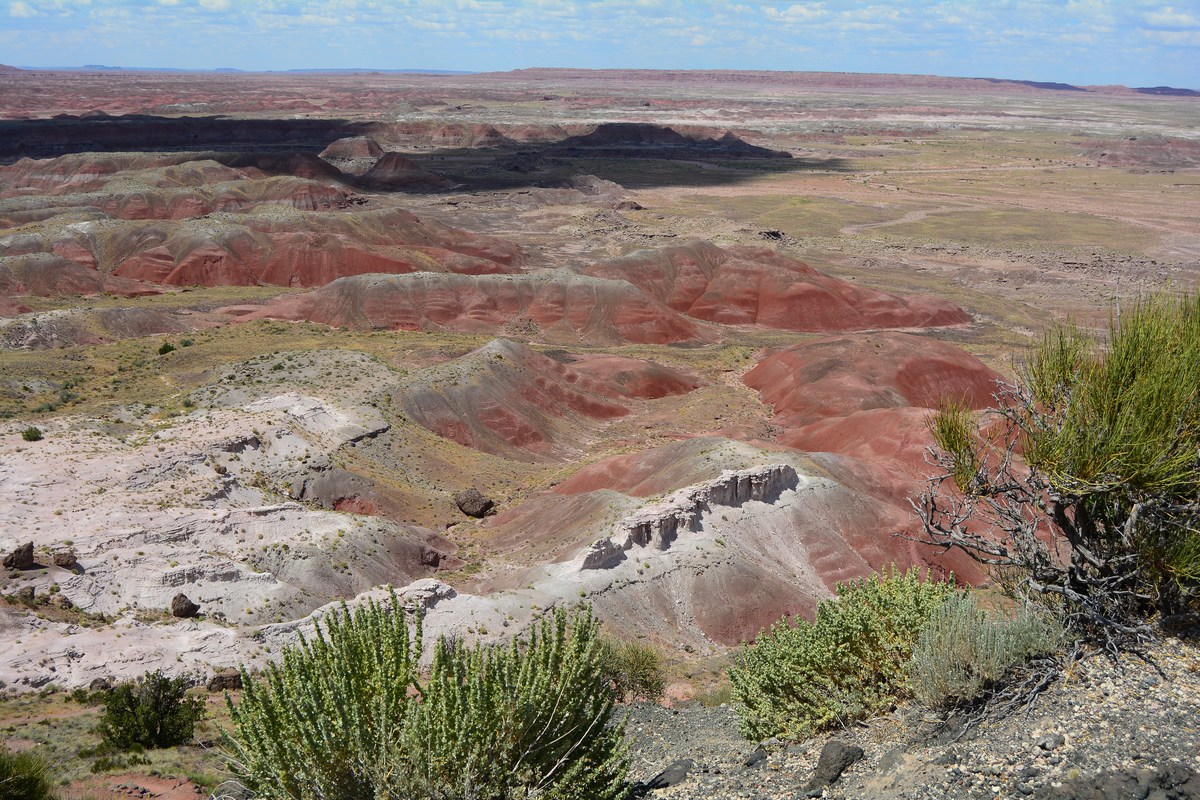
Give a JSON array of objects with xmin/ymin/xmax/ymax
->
[
  {"xmin": 157, "ymin": 341, "xmax": 176, "ymax": 355},
  {"xmin": 226, "ymin": 595, "xmax": 628, "ymax": 800},
  {"xmin": 920, "ymin": 291, "xmax": 1200, "ymax": 641},
  {"xmin": 599, "ymin": 636, "xmax": 666, "ymax": 703},
  {"xmin": 729, "ymin": 567, "xmax": 953, "ymax": 740},
  {"xmin": 21, "ymin": 427, "xmax": 43, "ymax": 442},
  {"xmin": 99, "ymin": 670, "xmax": 205, "ymax": 750},
  {"xmin": 908, "ymin": 592, "xmax": 1063, "ymax": 707},
  {"xmin": 0, "ymin": 746, "xmax": 54, "ymax": 800}
]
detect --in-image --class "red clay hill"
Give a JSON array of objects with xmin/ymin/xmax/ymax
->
[
  {"xmin": 238, "ymin": 271, "xmax": 704, "ymax": 345},
  {"xmin": 583, "ymin": 241, "xmax": 970, "ymax": 331}
]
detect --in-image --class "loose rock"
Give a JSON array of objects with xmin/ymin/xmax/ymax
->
[
  {"xmin": 453, "ymin": 488, "xmax": 495, "ymax": 518},
  {"xmin": 171, "ymin": 593, "xmax": 200, "ymax": 618}
]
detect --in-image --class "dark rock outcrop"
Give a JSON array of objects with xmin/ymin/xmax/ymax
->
[
  {"xmin": 3, "ymin": 542, "xmax": 35, "ymax": 570},
  {"xmin": 207, "ymin": 668, "xmax": 243, "ymax": 692},
  {"xmin": 454, "ymin": 488, "xmax": 495, "ymax": 518},
  {"xmin": 805, "ymin": 740, "xmax": 864, "ymax": 795},
  {"xmin": 170, "ymin": 592, "xmax": 200, "ymax": 618}
]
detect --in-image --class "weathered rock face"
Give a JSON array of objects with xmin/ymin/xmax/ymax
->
[
  {"xmin": 585, "ymin": 241, "xmax": 970, "ymax": 332},
  {"xmin": 170, "ymin": 592, "xmax": 200, "ymax": 618},
  {"xmin": 206, "ymin": 668, "xmax": 243, "ymax": 692},
  {"xmin": 580, "ymin": 465, "xmax": 799, "ymax": 568}
]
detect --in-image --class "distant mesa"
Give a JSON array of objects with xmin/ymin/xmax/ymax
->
[
  {"xmin": 1134, "ymin": 86, "xmax": 1200, "ymax": 97},
  {"xmin": 0, "ymin": 64, "xmax": 22, "ymax": 73},
  {"xmin": 360, "ymin": 153, "xmax": 454, "ymax": 191},
  {"xmin": 743, "ymin": 331, "xmax": 1002, "ymax": 429},
  {"xmin": 584, "ymin": 241, "xmax": 970, "ymax": 332},
  {"xmin": 555, "ymin": 123, "xmax": 791, "ymax": 159},
  {"xmin": 235, "ymin": 271, "xmax": 702, "ymax": 345},
  {"xmin": 319, "ymin": 136, "xmax": 385, "ymax": 160}
]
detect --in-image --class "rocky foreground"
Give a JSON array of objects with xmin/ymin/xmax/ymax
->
[{"xmin": 624, "ymin": 629, "xmax": 1200, "ymax": 800}]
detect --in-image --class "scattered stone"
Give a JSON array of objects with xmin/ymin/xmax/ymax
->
[
  {"xmin": 15, "ymin": 586, "xmax": 35, "ymax": 603},
  {"xmin": 643, "ymin": 758, "xmax": 696, "ymax": 790},
  {"xmin": 805, "ymin": 740, "xmax": 864, "ymax": 795},
  {"xmin": 1037, "ymin": 732, "xmax": 1065, "ymax": 751},
  {"xmin": 89, "ymin": 676, "xmax": 113, "ymax": 692},
  {"xmin": 3, "ymin": 541, "xmax": 35, "ymax": 570},
  {"xmin": 171, "ymin": 593, "xmax": 200, "ymax": 618},
  {"xmin": 453, "ymin": 488, "xmax": 495, "ymax": 518},
  {"xmin": 52, "ymin": 548, "xmax": 76, "ymax": 568},
  {"xmin": 743, "ymin": 746, "xmax": 767, "ymax": 768},
  {"xmin": 52, "ymin": 594, "xmax": 73, "ymax": 609},
  {"xmin": 207, "ymin": 668, "xmax": 243, "ymax": 692}
]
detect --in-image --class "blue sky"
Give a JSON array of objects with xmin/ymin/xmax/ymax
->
[{"xmin": 2, "ymin": 1, "xmax": 1198, "ymax": 87}]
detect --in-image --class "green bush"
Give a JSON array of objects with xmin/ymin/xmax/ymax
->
[
  {"xmin": 21, "ymin": 427, "xmax": 43, "ymax": 442},
  {"xmin": 0, "ymin": 747, "xmax": 54, "ymax": 800},
  {"xmin": 99, "ymin": 670, "xmax": 205, "ymax": 750},
  {"xmin": 729, "ymin": 567, "xmax": 953, "ymax": 741},
  {"xmin": 226, "ymin": 595, "xmax": 628, "ymax": 800},
  {"xmin": 908, "ymin": 592, "xmax": 1064, "ymax": 707},
  {"xmin": 599, "ymin": 636, "xmax": 666, "ymax": 703},
  {"xmin": 157, "ymin": 341, "xmax": 176, "ymax": 355},
  {"xmin": 922, "ymin": 291, "xmax": 1200, "ymax": 638}
]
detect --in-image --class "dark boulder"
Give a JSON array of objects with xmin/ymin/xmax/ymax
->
[
  {"xmin": 207, "ymin": 668, "xmax": 243, "ymax": 692},
  {"xmin": 170, "ymin": 593, "xmax": 200, "ymax": 618},
  {"xmin": 4, "ymin": 541, "xmax": 35, "ymax": 570},
  {"xmin": 805, "ymin": 740, "xmax": 864, "ymax": 795},
  {"xmin": 453, "ymin": 488, "xmax": 495, "ymax": 518}
]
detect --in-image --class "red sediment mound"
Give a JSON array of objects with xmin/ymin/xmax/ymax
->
[
  {"xmin": 319, "ymin": 136, "xmax": 384, "ymax": 160},
  {"xmin": 0, "ymin": 253, "xmax": 161, "ymax": 298},
  {"xmin": 243, "ymin": 271, "xmax": 701, "ymax": 344},
  {"xmin": 0, "ymin": 153, "xmax": 208, "ymax": 196},
  {"xmin": 0, "ymin": 296, "xmax": 30, "ymax": 317},
  {"xmin": 585, "ymin": 241, "xmax": 970, "ymax": 331},
  {"xmin": 106, "ymin": 207, "xmax": 521, "ymax": 287},
  {"xmin": 361, "ymin": 153, "xmax": 453, "ymax": 190},
  {"xmin": 744, "ymin": 332, "xmax": 1002, "ymax": 428},
  {"xmin": 561, "ymin": 354, "xmax": 701, "ymax": 399},
  {"xmin": 395, "ymin": 339, "xmax": 633, "ymax": 459}
]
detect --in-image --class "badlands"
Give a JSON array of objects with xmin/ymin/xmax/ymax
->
[{"xmin": 0, "ymin": 66, "xmax": 1197, "ymax": 727}]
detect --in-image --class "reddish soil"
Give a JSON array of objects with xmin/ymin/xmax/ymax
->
[
  {"xmin": 584, "ymin": 242, "xmax": 970, "ymax": 332},
  {"xmin": 743, "ymin": 332, "xmax": 1003, "ymax": 428},
  {"xmin": 238, "ymin": 271, "xmax": 703, "ymax": 344}
]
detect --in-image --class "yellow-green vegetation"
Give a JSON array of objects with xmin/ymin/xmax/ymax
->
[
  {"xmin": 0, "ymin": 746, "xmax": 54, "ymax": 800},
  {"xmin": 923, "ymin": 290, "xmax": 1200, "ymax": 639},
  {"xmin": 875, "ymin": 208, "xmax": 1154, "ymax": 251},
  {"xmin": 226, "ymin": 596, "xmax": 628, "ymax": 800},
  {"xmin": 598, "ymin": 635, "xmax": 666, "ymax": 703},
  {"xmin": 729, "ymin": 567, "xmax": 954, "ymax": 741}
]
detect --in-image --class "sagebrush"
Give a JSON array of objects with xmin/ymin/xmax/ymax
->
[
  {"xmin": 729, "ymin": 567, "xmax": 953, "ymax": 740},
  {"xmin": 225, "ymin": 594, "xmax": 628, "ymax": 800},
  {"xmin": 908, "ymin": 592, "xmax": 1064, "ymax": 707}
]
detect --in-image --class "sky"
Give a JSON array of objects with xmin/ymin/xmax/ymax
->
[{"xmin": 2, "ymin": 0, "xmax": 1198, "ymax": 88}]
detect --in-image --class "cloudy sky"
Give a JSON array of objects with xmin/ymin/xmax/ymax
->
[{"xmin": 2, "ymin": 0, "xmax": 1198, "ymax": 87}]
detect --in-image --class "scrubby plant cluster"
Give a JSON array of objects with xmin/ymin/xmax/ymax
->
[
  {"xmin": 99, "ymin": 669, "xmax": 206, "ymax": 751},
  {"xmin": 0, "ymin": 747, "xmax": 54, "ymax": 800},
  {"xmin": 598, "ymin": 636, "xmax": 666, "ymax": 703},
  {"xmin": 729, "ymin": 567, "xmax": 953, "ymax": 740},
  {"xmin": 225, "ymin": 594, "xmax": 627, "ymax": 800},
  {"xmin": 918, "ymin": 292, "xmax": 1200, "ymax": 646},
  {"xmin": 907, "ymin": 592, "xmax": 1064, "ymax": 707}
]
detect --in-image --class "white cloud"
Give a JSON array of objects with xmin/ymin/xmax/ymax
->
[
  {"xmin": 763, "ymin": 3, "xmax": 827, "ymax": 24},
  {"xmin": 198, "ymin": 0, "xmax": 229, "ymax": 9},
  {"xmin": 1146, "ymin": 6, "xmax": 1199, "ymax": 27},
  {"xmin": 10, "ymin": 1, "xmax": 40, "ymax": 17},
  {"xmin": 1146, "ymin": 28, "xmax": 1200, "ymax": 45}
]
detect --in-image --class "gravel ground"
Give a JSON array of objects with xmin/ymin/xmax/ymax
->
[{"xmin": 624, "ymin": 628, "xmax": 1200, "ymax": 799}]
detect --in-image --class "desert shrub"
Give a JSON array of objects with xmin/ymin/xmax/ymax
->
[
  {"xmin": 919, "ymin": 291, "xmax": 1200, "ymax": 644},
  {"xmin": 21, "ymin": 426, "xmax": 43, "ymax": 442},
  {"xmin": 729, "ymin": 567, "xmax": 953, "ymax": 741},
  {"xmin": 0, "ymin": 746, "xmax": 54, "ymax": 800},
  {"xmin": 225, "ymin": 595, "xmax": 628, "ymax": 800},
  {"xmin": 157, "ymin": 341, "xmax": 176, "ymax": 355},
  {"xmin": 908, "ymin": 592, "xmax": 1064, "ymax": 707},
  {"xmin": 599, "ymin": 636, "xmax": 666, "ymax": 703},
  {"xmin": 99, "ymin": 670, "xmax": 205, "ymax": 750}
]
